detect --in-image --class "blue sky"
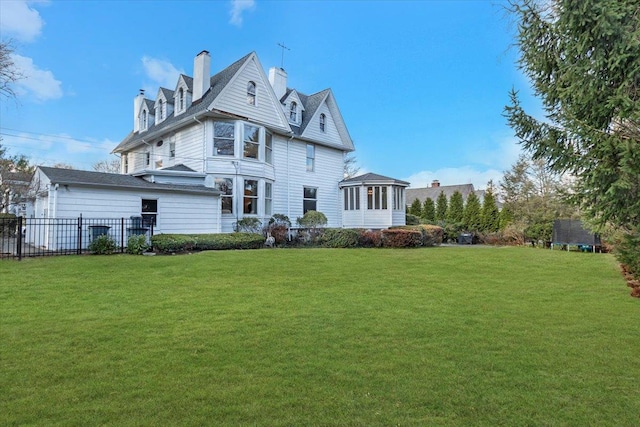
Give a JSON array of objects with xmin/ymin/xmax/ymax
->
[{"xmin": 0, "ymin": 0, "xmax": 538, "ymax": 189}]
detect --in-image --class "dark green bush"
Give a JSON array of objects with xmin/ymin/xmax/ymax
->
[
  {"xmin": 126, "ymin": 234, "xmax": 149, "ymax": 255},
  {"xmin": 320, "ymin": 228, "xmax": 360, "ymax": 248},
  {"xmin": 235, "ymin": 217, "xmax": 262, "ymax": 233},
  {"xmin": 151, "ymin": 233, "xmax": 264, "ymax": 254},
  {"xmin": 405, "ymin": 214, "xmax": 420, "ymax": 225},
  {"xmin": 416, "ymin": 224, "xmax": 444, "ymax": 246},
  {"xmin": 0, "ymin": 213, "xmax": 18, "ymax": 237},
  {"xmin": 381, "ymin": 228, "xmax": 422, "ymax": 248},
  {"xmin": 616, "ymin": 227, "xmax": 640, "ymax": 277},
  {"xmin": 88, "ymin": 234, "xmax": 118, "ymax": 255}
]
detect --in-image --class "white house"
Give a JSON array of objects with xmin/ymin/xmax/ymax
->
[
  {"xmin": 28, "ymin": 166, "xmax": 220, "ymax": 250},
  {"xmin": 113, "ymin": 50, "xmax": 359, "ymax": 232},
  {"xmin": 26, "ymin": 50, "xmax": 406, "ymax": 246}
]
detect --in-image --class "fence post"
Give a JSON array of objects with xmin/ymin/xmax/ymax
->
[
  {"xmin": 16, "ymin": 216, "xmax": 23, "ymax": 261},
  {"xmin": 77, "ymin": 215, "xmax": 83, "ymax": 255},
  {"xmin": 121, "ymin": 217, "xmax": 125, "ymax": 253}
]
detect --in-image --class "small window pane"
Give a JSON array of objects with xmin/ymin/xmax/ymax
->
[
  {"xmin": 304, "ymin": 187, "xmax": 316, "ymax": 199},
  {"xmin": 243, "ymin": 124, "xmax": 260, "ymax": 159},
  {"xmin": 265, "ymin": 133, "xmax": 273, "ymax": 164},
  {"xmin": 214, "ymin": 122, "xmax": 235, "ymax": 156},
  {"xmin": 244, "ymin": 180, "xmax": 258, "ymax": 214},
  {"xmin": 214, "ymin": 178, "xmax": 233, "ymax": 214}
]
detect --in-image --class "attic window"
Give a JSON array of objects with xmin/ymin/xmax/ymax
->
[
  {"xmin": 178, "ymin": 88, "xmax": 185, "ymax": 111},
  {"xmin": 157, "ymin": 100, "xmax": 164, "ymax": 120},
  {"xmin": 289, "ymin": 101, "xmax": 297, "ymax": 122},
  {"xmin": 157, "ymin": 140, "xmax": 163, "ymax": 147},
  {"xmin": 320, "ymin": 113, "xmax": 326, "ymax": 132},
  {"xmin": 247, "ymin": 81, "xmax": 256, "ymax": 105},
  {"xmin": 140, "ymin": 110, "xmax": 148, "ymax": 130}
]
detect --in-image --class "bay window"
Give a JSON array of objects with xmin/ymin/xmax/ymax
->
[
  {"xmin": 265, "ymin": 182, "xmax": 273, "ymax": 216},
  {"xmin": 344, "ymin": 187, "xmax": 360, "ymax": 210},
  {"xmin": 214, "ymin": 177, "xmax": 234, "ymax": 214},
  {"xmin": 214, "ymin": 122, "xmax": 235, "ymax": 156},
  {"xmin": 243, "ymin": 124, "xmax": 260, "ymax": 159},
  {"xmin": 244, "ymin": 180, "xmax": 258, "ymax": 214}
]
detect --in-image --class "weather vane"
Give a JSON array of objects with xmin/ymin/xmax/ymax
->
[{"xmin": 277, "ymin": 42, "xmax": 290, "ymax": 69}]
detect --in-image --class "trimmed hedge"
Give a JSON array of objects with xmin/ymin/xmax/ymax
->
[
  {"xmin": 151, "ymin": 233, "xmax": 264, "ymax": 254},
  {"xmin": 320, "ymin": 228, "xmax": 360, "ymax": 248},
  {"xmin": 389, "ymin": 225, "xmax": 444, "ymax": 247},
  {"xmin": 381, "ymin": 228, "xmax": 423, "ymax": 248}
]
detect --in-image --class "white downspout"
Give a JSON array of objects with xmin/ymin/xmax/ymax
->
[{"xmin": 286, "ymin": 133, "xmax": 294, "ymax": 222}]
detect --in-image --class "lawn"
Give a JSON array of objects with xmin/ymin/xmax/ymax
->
[{"xmin": 1, "ymin": 247, "xmax": 638, "ymax": 426}]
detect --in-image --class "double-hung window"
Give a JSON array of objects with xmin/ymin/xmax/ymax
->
[
  {"xmin": 290, "ymin": 101, "xmax": 297, "ymax": 122},
  {"xmin": 303, "ymin": 187, "xmax": 317, "ymax": 213},
  {"xmin": 320, "ymin": 113, "xmax": 326, "ymax": 132},
  {"xmin": 244, "ymin": 180, "xmax": 258, "ymax": 214},
  {"xmin": 214, "ymin": 178, "xmax": 233, "ymax": 214},
  {"xmin": 141, "ymin": 199, "xmax": 157, "ymax": 227},
  {"xmin": 393, "ymin": 187, "xmax": 403, "ymax": 210},
  {"xmin": 306, "ymin": 144, "xmax": 315, "ymax": 172},
  {"xmin": 265, "ymin": 182, "xmax": 273, "ymax": 216},
  {"xmin": 265, "ymin": 132, "xmax": 273, "ymax": 164},
  {"xmin": 123, "ymin": 154, "xmax": 128, "ymax": 173},
  {"xmin": 243, "ymin": 124, "xmax": 260, "ymax": 159},
  {"xmin": 214, "ymin": 122, "xmax": 235, "ymax": 156}
]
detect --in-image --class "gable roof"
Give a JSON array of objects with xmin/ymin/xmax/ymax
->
[
  {"xmin": 37, "ymin": 167, "xmax": 219, "ymax": 196},
  {"xmin": 158, "ymin": 87, "xmax": 174, "ymax": 103},
  {"xmin": 340, "ymin": 173, "xmax": 409, "ymax": 187},
  {"xmin": 114, "ymin": 52, "xmax": 253, "ymax": 153}
]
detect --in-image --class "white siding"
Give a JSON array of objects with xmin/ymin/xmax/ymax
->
[
  {"xmin": 211, "ymin": 56, "xmax": 289, "ymax": 130},
  {"xmin": 301, "ymin": 103, "xmax": 343, "ymax": 147},
  {"xmin": 174, "ymin": 125, "xmax": 204, "ymax": 172}
]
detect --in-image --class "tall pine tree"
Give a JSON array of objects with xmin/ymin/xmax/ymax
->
[
  {"xmin": 481, "ymin": 187, "xmax": 500, "ymax": 232},
  {"xmin": 421, "ymin": 198, "xmax": 436, "ymax": 223},
  {"xmin": 464, "ymin": 192, "xmax": 482, "ymax": 232},
  {"xmin": 447, "ymin": 190, "xmax": 464, "ymax": 224},
  {"xmin": 435, "ymin": 191, "xmax": 448, "ymax": 222}
]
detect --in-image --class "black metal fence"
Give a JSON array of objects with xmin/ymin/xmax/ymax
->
[{"xmin": 0, "ymin": 216, "xmax": 154, "ymax": 260}]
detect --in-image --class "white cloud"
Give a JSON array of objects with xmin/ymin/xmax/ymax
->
[
  {"xmin": 466, "ymin": 136, "xmax": 523, "ymax": 171},
  {"xmin": 403, "ymin": 166, "xmax": 505, "ymax": 191},
  {"xmin": 0, "ymin": 0, "xmax": 46, "ymax": 43},
  {"xmin": 229, "ymin": 0, "xmax": 256, "ymax": 27},
  {"xmin": 11, "ymin": 54, "xmax": 63, "ymax": 102},
  {"xmin": 141, "ymin": 56, "xmax": 184, "ymax": 92}
]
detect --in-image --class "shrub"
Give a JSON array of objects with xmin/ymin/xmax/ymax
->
[
  {"xmin": 235, "ymin": 217, "xmax": 262, "ymax": 234},
  {"xmin": 296, "ymin": 211, "xmax": 327, "ymax": 242},
  {"xmin": 405, "ymin": 214, "xmax": 420, "ymax": 225},
  {"xmin": 416, "ymin": 224, "xmax": 444, "ymax": 246},
  {"xmin": 358, "ymin": 229, "xmax": 383, "ymax": 248},
  {"xmin": 0, "ymin": 213, "xmax": 18, "ymax": 237},
  {"xmin": 126, "ymin": 234, "xmax": 149, "ymax": 255},
  {"xmin": 265, "ymin": 214, "xmax": 291, "ymax": 244},
  {"xmin": 320, "ymin": 228, "xmax": 360, "ymax": 248},
  {"xmin": 381, "ymin": 228, "xmax": 422, "ymax": 248},
  {"xmin": 151, "ymin": 233, "xmax": 264, "ymax": 254},
  {"xmin": 88, "ymin": 234, "xmax": 118, "ymax": 255}
]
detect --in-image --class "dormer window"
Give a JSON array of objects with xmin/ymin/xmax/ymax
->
[
  {"xmin": 178, "ymin": 88, "xmax": 185, "ymax": 111},
  {"xmin": 247, "ymin": 81, "xmax": 256, "ymax": 105},
  {"xmin": 157, "ymin": 100, "xmax": 164, "ymax": 121},
  {"xmin": 289, "ymin": 101, "xmax": 297, "ymax": 122},
  {"xmin": 140, "ymin": 110, "xmax": 148, "ymax": 131},
  {"xmin": 320, "ymin": 113, "xmax": 326, "ymax": 132}
]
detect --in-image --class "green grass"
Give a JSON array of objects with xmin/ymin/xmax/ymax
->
[{"xmin": 1, "ymin": 247, "xmax": 638, "ymax": 426}]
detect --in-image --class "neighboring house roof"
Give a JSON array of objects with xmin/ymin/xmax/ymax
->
[
  {"xmin": 406, "ymin": 184, "xmax": 476, "ymax": 204},
  {"xmin": 113, "ymin": 52, "xmax": 253, "ymax": 153},
  {"xmin": 3, "ymin": 171, "xmax": 32, "ymax": 184},
  {"xmin": 37, "ymin": 167, "xmax": 219, "ymax": 196},
  {"xmin": 340, "ymin": 173, "xmax": 410, "ymax": 187},
  {"xmin": 160, "ymin": 164, "xmax": 196, "ymax": 172}
]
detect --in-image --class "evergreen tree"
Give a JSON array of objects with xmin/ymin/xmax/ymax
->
[
  {"xmin": 447, "ymin": 190, "xmax": 464, "ymax": 224},
  {"xmin": 421, "ymin": 198, "xmax": 435, "ymax": 223},
  {"xmin": 499, "ymin": 204, "xmax": 514, "ymax": 230},
  {"xmin": 464, "ymin": 192, "xmax": 482, "ymax": 232},
  {"xmin": 435, "ymin": 191, "xmax": 448, "ymax": 222},
  {"xmin": 481, "ymin": 187, "xmax": 500, "ymax": 232},
  {"xmin": 409, "ymin": 198, "xmax": 422, "ymax": 217},
  {"xmin": 505, "ymin": 0, "xmax": 640, "ymax": 232}
]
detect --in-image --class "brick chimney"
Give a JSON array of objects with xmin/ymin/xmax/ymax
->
[
  {"xmin": 431, "ymin": 180, "xmax": 440, "ymax": 188},
  {"xmin": 269, "ymin": 67, "xmax": 287, "ymax": 101},
  {"xmin": 193, "ymin": 50, "xmax": 211, "ymax": 102}
]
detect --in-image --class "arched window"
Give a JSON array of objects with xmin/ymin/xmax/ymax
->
[
  {"xmin": 141, "ymin": 110, "xmax": 148, "ymax": 130},
  {"xmin": 247, "ymin": 81, "xmax": 256, "ymax": 105},
  {"xmin": 319, "ymin": 113, "xmax": 326, "ymax": 132},
  {"xmin": 289, "ymin": 101, "xmax": 297, "ymax": 122},
  {"xmin": 178, "ymin": 88, "xmax": 184, "ymax": 111}
]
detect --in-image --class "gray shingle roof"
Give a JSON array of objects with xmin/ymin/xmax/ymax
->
[
  {"xmin": 113, "ymin": 52, "xmax": 253, "ymax": 153},
  {"xmin": 406, "ymin": 184, "xmax": 477, "ymax": 205},
  {"xmin": 159, "ymin": 87, "xmax": 174, "ymax": 102},
  {"xmin": 38, "ymin": 166, "xmax": 219, "ymax": 195},
  {"xmin": 160, "ymin": 164, "xmax": 196, "ymax": 172},
  {"xmin": 144, "ymin": 99, "xmax": 155, "ymax": 112},
  {"xmin": 340, "ymin": 173, "xmax": 409, "ymax": 186}
]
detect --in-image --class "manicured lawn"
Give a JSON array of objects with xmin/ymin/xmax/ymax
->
[{"xmin": 1, "ymin": 247, "xmax": 638, "ymax": 426}]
